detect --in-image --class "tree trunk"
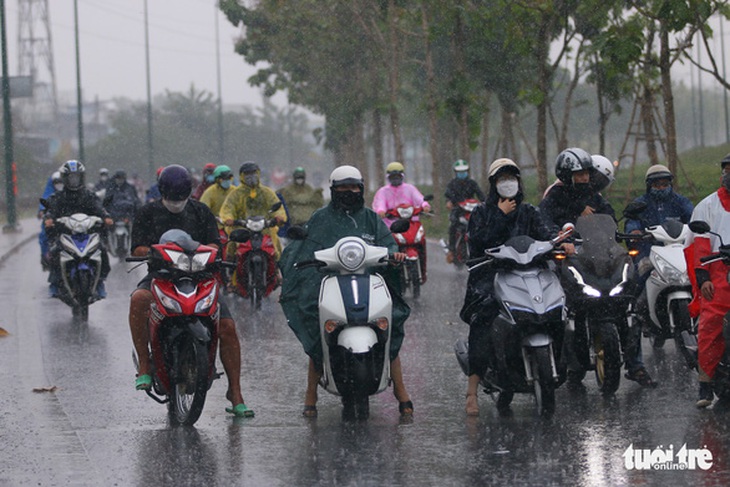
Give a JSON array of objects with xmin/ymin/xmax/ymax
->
[
  {"xmin": 535, "ymin": 17, "xmax": 550, "ymax": 193},
  {"xmin": 421, "ymin": 4, "xmax": 441, "ymax": 220},
  {"xmin": 500, "ymin": 104, "xmax": 517, "ymax": 161},
  {"xmin": 373, "ymin": 109, "xmax": 385, "ymax": 185},
  {"xmin": 659, "ymin": 24, "xmax": 678, "ymax": 177},
  {"xmin": 640, "ymin": 83, "xmax": 659, "ymax": 165},
  {"xmin": 480, "ymin": 91, "xmax": 492, "ymax": 191},
  {"xmin": 454, "ymin": 9, "xmax": 470, "ymax": 160},
  {"xmin": 387, "ymin": 0, "xmax": 404, "ymax": 164}
]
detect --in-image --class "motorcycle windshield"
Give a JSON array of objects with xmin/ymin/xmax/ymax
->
[{"xmin": 575, "ymin": 215, "xmax": 627, "ymax": 279}]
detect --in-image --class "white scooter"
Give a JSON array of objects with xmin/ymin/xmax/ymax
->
[
  {"xmin": 624, "ymin": 203, "xmax": 697, "ymax": 369},
  {"xmin": 291, "ymin": 223, "xmax": 406, "ymax": 420}
]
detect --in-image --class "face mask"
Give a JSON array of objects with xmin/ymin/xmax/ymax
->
[
  {"xmin": 205, "ymin": 174, "xmax": 215, "ymax": 184},
  {"xmin": 294, "ymin": 177, "xmax": 305, "ymax": 186},
  {"xmin": 388, "ymin": 174, "xmax": 404, "ymax": 186},
  {"xmin": 573, "ymin": 182, "xmax": 592, "ymax": 195},
  {"xmin": 243, "ymin": 174, "xmax": 259, "ymax": 187},
  {"xmin": 162, "ymin": 198, "xmax": 188, "ymax": 214},
  {"xmin": 456, "ymin": 172, "xmax": 468, "ymax": 180},
  {"xmin": 723, "ymin": 172, "xmax": 730, "ymax": 191},
  {"xmin": 54, "ymin": 183, "xmax": 64, "ymax": 192},
  {"xmin": 332, "ymin": 190, "xmax": 364, "ymax": 212},
  {"xmin": 496, "ymin": 179, "xmax": 519, "ymax": 199},
  {"xmin": 650, "ymin": 187, "xmax": 672, "ymax": 200},
  {"xmin": 220, "ymin": 180, "xmax": 232, "ymax": 190}
]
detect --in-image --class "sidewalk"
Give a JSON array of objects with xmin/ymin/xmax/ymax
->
[{"xmin": 0, "ymin": 217, "xmax": 41, "ymax": 268}]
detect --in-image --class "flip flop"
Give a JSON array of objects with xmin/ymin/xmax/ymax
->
[
  {"xmin": 226, "ymin": 403, "xmax": 255, "ymax": 418},
  {"xmin": 399, "ymin": 400, "xmax": 414, "ymax": 416},
  {"xmin": 135, "ymin": 374, "xmax": 152, "ymax": 391},
  {"xmin": 302, "ymin": 405, "xmax": 318, "ymax": 418}
]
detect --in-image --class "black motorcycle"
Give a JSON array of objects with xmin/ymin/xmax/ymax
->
[{"xmin": 560, "ymin": 214, "xmax": 639, "ymax": 396}]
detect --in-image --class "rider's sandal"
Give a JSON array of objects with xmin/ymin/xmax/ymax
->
[
  {"xmin": 135, "ymin": 374, "xmax": 152, "ymax": 391},
  {"xmin": 625, "ymin": 368, "xmax": 658, "ymax": 388},
  {"xmin": 398, "ymin": 400, "xmax": 414, "ymax": 417},
  {"xmin": 226, "ymin": 403, "xmax": 255, "ymax": 418},
  {"xmin": 302, "ymin": 405, "xmax": 318, "ymax": 418}
]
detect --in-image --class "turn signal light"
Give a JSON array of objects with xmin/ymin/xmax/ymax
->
[
  {"xmin": 375, "ymin": 317, "xmax": 389, "ymax": 330},
  {"xmin": 553, "ymin": 254, "xmax": 566, "ymax": 261},
  {"xmin": 324, "ymin": 320, "xmax": 340, "ymax": 333},
  {"xmin": 628, "ymin": 249, "xmax": 640, "ymax": 257}
]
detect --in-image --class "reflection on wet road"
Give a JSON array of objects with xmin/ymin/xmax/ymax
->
[{"xmin": 0, "ymin": 242, "xmax": 728, "ymax": 486}]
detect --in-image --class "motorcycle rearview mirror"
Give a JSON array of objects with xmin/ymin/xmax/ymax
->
[
  {"xmin": 622, "ymin": 201, "xmax": 648, "ymax": 220},
  {"xmin": 390, "ymin": 219, "xmax": 410, "ymax": 234},
  {"xmin": 689, "ymin": 220, "xmax": 711, "ymax": 234},
  {"xmin": 423, "ymin": 194, "xmax": 434, "ymax": 202},
  {"xmin": 39, "ymin": 198, "xmax": 48, "ymax": 208},
  {"xmin": 229, "ymin": 228, "xmax": 252, "ymax": 243},
  {"xmin": 269, "ymin": 202, "xmax": 283, "ymax": 213},
  {"xmin": 286, "ymin": 225, "xmax": 308, "ymax": 240},
  {"xmin": 550, "ymin": 223, "xmax": 574, "ymax": 246}
]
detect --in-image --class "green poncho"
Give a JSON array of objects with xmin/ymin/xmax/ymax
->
[{"xmin": 279, "ymin": 203, "xmax": 410, "ymax": 366}]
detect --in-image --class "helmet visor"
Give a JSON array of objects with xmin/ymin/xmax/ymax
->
[{"xmin": 65, "ymin": 173, "xmax": 83, "ymax": 190}]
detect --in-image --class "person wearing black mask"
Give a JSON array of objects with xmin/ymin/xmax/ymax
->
[
  {"xmin": 539, "ymin": 147, "xmax": 615, "ymax": 229},
  {"xmin": 279, "ymin": 165, "xmax": 414, "ymax": 418}
]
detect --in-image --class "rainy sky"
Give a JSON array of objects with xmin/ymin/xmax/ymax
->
[{"xmin": 3, "ymin": 0, "xmax": 273, "ymax": 108}]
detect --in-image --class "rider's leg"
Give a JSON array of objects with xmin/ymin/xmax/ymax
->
[
  {"xmin": 129, "ymin": 288, "xmax": 154, "ymax": 377},
  {"xmin": 219, "ymin": 315, "xmax": 245, "ymax": 406}
]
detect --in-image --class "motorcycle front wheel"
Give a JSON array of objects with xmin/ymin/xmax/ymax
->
[
  {"xmin": 169, "ymin": 338, "xmax": 209, "ymax": 426},
  {"xmin": 248, "ymin": 257, "xmax": 265, "ymax": 310},
  {"xmin": 71, "ymin": 270, "xmax": 92, "ymax": 321},
  {"xmin": 531, "ymin": 346, "xmax": 556, "ymax": 417},
  {"xmin": 407, "ymin": 260, "xmax": 421, "ymax": 299},
  {"xmin": 593, "ymin": 322, "xmax": 622, "ymax": 396},
  {"xmin": 671, "ymin": 299, "xmax": 697, "ymax": 370}
]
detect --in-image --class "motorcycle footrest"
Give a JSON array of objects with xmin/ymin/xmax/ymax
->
[{"xmin": 145, "ymin": 390, "xmax": 169, "ymax": 404}]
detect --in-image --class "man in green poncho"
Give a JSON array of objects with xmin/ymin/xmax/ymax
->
[
  {"xmin": 278, "ymin": 167, "xmax": 324, "ymax": 225},
  {"xmin": 279, "ymin": 165, "xmax": 414, "ymax": 418}
]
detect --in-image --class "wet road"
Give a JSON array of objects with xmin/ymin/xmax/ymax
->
[{"xmin": 1, "ymin": 241, "xmax": 729, "ymax": 486}]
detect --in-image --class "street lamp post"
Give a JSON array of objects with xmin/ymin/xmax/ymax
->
[
  {"xmin": 0, "ymin": 0, "xmax": 17, "ymax": 231},
  {"xmin": 144, "ymin": 0, "xmax": 154, "ymax": 179},
  {"xmin": 73, "ymin": 0, "xmax": 85, "ymax": 162}
]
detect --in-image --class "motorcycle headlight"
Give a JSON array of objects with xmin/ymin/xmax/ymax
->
[
  {"xmin": 194, "ymin": 283, "xmax": 217, "ymax": 313},
  {"xmin": 653, "ymin": 254, "xmax": 688, "ymax": 284},
  {"xmin": 397, "ymin": 207, "xmax": 413, "ymax": 219},
  {"xmin": 247, "ymin": 219, "xmax": 266, "ymax": 232},
  {"xmin": 582, "ymin": 284, "xmax": 602, "ymax": 297},
  {"xmin": 153, "ymin": 283, "xmax": 183, "ymax": 313},
  {"xmin": 337, "ymin": 240, "xmax": 366, "ymax": 271},
  {"xmin": 164, "ymin": 249, "xmax": 191, "ymax": 272},
  {"xmin": 191, "ymin": 252, "xmax": 212, "ymax": 272}
]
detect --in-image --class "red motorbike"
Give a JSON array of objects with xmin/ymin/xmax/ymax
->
[
  {"xmin": 126, "ymin": 230, "xmax": 228, "ymax": 426},
  {"xmin": 228, "ymin": 204, "xmax": 282, "ymax": 310},
  {"xmin": 386, "ymin": 200, "xmax": 431, "ymax": 298},
  {"xmin": 452, "ymin": 198, "xmax": 479, "ymax": 268}
]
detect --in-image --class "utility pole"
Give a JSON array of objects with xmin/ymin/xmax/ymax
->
[
  {"xmin": 214, "ymin": 1, "xmax": 224, "ymax": 165},
  {"xmin": 1, "ymin": 0, "xmax": 17, "ymax": 230},
  {"xmin": 73, "ymin": 0, "xmax": 84, "ymax": 162},
  {"xmin": 144, "ymin": 0, "xmax": 154, "ymax": 178},
  {"xmin": 722, "ymin": 16, "xmax": 729, "ymax": 144}
]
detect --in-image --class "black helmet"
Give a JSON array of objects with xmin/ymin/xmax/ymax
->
[
  {"xmin": 113, "ymin": 169, "xmax": 127, "ymax": 181},
  {"xmin": 721, "ymin": 153, "xmax": 730, "ymax": 170},
  {"xmin": 158, "ymin": 164, "xmax": 193, "ymax": 201},
  {"xmin": 240, "ymin": 161, "xmax": 259, "ymax": 175},
  {"xmin": 555, "ymin": 148, "xmax": 593, "ymax": 184},
  {"xmin": 60, "ymin": 160, "xmax": 86, "ymax": 191}
]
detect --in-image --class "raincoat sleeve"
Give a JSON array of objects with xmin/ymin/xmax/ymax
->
[
  {"xmin": 218, "ymin": 188, "xmax": 243, "ymax": 224},
  {"xmin": 371, "ymin": 187, "xmax": 388, "ymax": 214}
]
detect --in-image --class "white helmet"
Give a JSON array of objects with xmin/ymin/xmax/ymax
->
[
  {"xmin": 488, "ymin": 158, "xmax": 520, "ymax": 180},
  {"xmin": 590, "ymin": 154, "xmax": 615, "ymax": 192},
  {"xmin": 329, "ymin": 165, "xmax": 363, "ymax": 188}
]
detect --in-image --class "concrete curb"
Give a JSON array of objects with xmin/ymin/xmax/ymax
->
[{"xmin": 0, "ymin": 232, "xmax": 39, "ymax": 269}]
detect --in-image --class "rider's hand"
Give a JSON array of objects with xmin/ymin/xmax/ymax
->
[
  {"xmin": 377, "ymin": 211, "xmax": 386, "ymax": 218},
  {"xmin": 581, "ymin": 206, "xmax": 595, "ymax": 216},
  {"xmin": 37, "ymin": 211, "xmax": 44, "ymax": 219},
  {"xmin": 630, "ymin": 230, "xmax": 642, "ymax": 234},
  {"xmin": 498, "ymin": 198, "xmax": 516, "ymax": 215},
  {"xmin": 224, "ymin": 219, "xmax": 234, "ymax": 227},
  {"xmin": 561, "ymin": 243, "xmax": 576, "ymax": 255},
  {"xmin": 392, "ymin": 252, "xmax": 406, "ymax": 263},
  {"xmin": 104, "ymin": 218, "xmax": 114, "ymax": 226},
  {"xmin": 701, "ymin": 281, "xmax": 715, "ymax": 301},
  {"xmin": 446, "ymin": 201, "xmax": 453, "ymax": 211},
  {"xmin": 44, "ymin": 219, "xmax": 54, "ymax": 228}
]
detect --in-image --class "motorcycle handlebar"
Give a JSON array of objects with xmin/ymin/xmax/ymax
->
[
  {"xmin": 700, "ymin": 253, "xmax": 723, "ymax": 263},
  {"xmin": 294, "ymin": 260, "xmax": 326, "ymax": 270},
  {"xmin": 125, "ymin": 256, "xmax": 148, "ymax": 262}
]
